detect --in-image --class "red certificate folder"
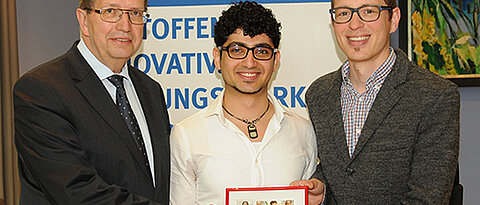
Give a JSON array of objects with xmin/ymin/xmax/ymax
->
[{"xmin": 225, "ymin": 186, "xmax": 308, "ymax": 205}]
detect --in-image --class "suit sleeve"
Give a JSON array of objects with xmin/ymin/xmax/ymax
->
[
  {"xmin": 169, "ymin": 124, "xmax": 196, "ymax": 205},
  {"xmin": 402, "ymin": 84, "xmax": 460, "ymax": 204},
  {"xmin": 14, "ymin": 74, "xmax": 163, "ymax": 205}
]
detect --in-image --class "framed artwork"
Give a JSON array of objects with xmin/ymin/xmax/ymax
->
[
  {"xmin": 399, "ymin": 0, "xmax": 480, "ymax": 86},
  {"xmin": 225, "ymin": 186, "xmax": 308, "ymax": 205}
]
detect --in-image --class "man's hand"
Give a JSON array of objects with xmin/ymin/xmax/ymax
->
[{"xmin": 290, "ymin": 178, "xmax": 325, "ymax": 205}]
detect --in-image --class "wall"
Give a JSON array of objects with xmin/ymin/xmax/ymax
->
[
  {"xmin": 16, "ymin": 0, "xmax": 78, "ymax": 75},
  {"xmin": 16, "ymin": 0, "xmax": 480, "ymax": 204},
  {"xmin": 458, "ymin": 87, "xmax": 480, "ymax": 205}
]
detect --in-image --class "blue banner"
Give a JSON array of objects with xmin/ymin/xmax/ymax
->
[{"xmin": 148, "ymin": 0, "xmax": 330, "ymax": 7}]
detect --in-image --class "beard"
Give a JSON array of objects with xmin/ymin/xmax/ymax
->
[
  {"xmin": 233, "ymin": 85, "xmax": 263, "ymax": 94},
  {"xmin": 225, "ymin": 81, "xmax": 266, "ymax": 95}
]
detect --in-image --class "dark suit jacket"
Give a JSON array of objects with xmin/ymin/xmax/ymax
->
[
  {"xmin": 14, "ymin": 41, "xmax": 171, "ymax": 205},
  {"xmin": 306, "ymin": 49, "xmax": 459, "ymax": 204}
]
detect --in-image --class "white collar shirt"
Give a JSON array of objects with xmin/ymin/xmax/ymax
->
[
  {"xmin": 170, "ymin": 91, "xmax": 317, "ymax": 205},
  {"xmin": 77, "ymin": 40, "xmax": 155, "ymax": 185}
]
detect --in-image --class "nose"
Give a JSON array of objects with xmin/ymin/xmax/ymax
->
[
  {"xmin": 241, "ymin": 50, "xmax": 258, "ymax": 68},
  {"xmin": 348, "ymin": 12, "xmax": 364, "ymax": 30},
  {"xmin": 116, "ymin": 12, "xmax": 133, "ymax": 32}
]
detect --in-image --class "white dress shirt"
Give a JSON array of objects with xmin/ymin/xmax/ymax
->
[
  {"xmin": 77, "ymin": 40, "xmax": 155, "ymax": 185},
  {"xmin": 170, "ymin": 91, "xmax": 317, "ymax": 205}
]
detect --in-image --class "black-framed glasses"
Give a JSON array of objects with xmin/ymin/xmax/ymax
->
[
  {"xmin": 219, "ymin": 44, "xmax": 278, "ymax": 61},
  {"xmin": 83, "ymin": 7, "xmax": 150, "ymax": 25},
  {"xmin": 329, "ymin": 5, "xmax": 394, "ymax": 24}
]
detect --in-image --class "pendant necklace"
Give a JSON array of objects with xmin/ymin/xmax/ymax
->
[{"xmin": 222, "ymin": 103, "xmax": 270, "ymax": 139}]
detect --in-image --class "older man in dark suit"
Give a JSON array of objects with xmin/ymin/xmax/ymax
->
[
  {"xmin": 291, "ymin": 0, "xmax": 459, "ymax": 204},
  {"xmin": 13, "ymin": 0, "xmax": 170, "ymax": 204}
]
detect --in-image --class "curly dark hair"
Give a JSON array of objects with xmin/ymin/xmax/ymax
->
[{"xmin": 214, "ymin": 1, "xmax": 282, "ymax": 48}]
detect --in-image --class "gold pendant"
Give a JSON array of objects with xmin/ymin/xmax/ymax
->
[{"xmin": 247, "ymin": 124, "xmax": 258, "ymax": 139}]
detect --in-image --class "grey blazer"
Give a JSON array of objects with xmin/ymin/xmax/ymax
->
[{"xmin": 306, "ymin": 49, "xmax": 459, "ymax": 204}]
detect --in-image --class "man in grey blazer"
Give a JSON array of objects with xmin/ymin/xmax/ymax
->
[
  {"xmin": 291, "ymin": 0, "xmax": 460, "ymax": 204},
  {"xmin": 14, "ymin": 0, "xmax": 170, "ymax": 204}
]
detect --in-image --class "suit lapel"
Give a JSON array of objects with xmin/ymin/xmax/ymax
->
[
  {"xmin": 325, "ymin": 71, "xmax": 352, "ymax": 164},
  {"xmin": 129, "ymin": 68, "xmax": 172, "ymax": 195},
  {"xmin": 349, "ymin": 50, "xmax": 408, "ymax": 161},
  {"xmin": 66, "ymin": 43, "xmax": 153, "ymax": 183},
  {"xmin": 129, "ymin": 67, "xmax": 170, "ymax": 186}
]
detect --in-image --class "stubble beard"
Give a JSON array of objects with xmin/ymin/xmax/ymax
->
[
  {"xmin": 225, "ymin": 81, "xmax": 265, "ymax": 95},
  {"xmin": 233, "ymin": 85, "xmax": 263, "ymax": 95}
]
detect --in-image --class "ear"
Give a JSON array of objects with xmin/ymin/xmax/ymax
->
[
  {"xmin": 389, "ymin": 7, "xmax": 401, "ymax": 34},
  {"xmin": 273, "ymin": 50, "xmax": 281, "ymax": 72},
  {"xmin": 213, "ymin": 47, "xmax": 222, "ymax": 71},
  {"xmin": 76, "ymin": 8, "xmax": 90, "ymax": 37}
]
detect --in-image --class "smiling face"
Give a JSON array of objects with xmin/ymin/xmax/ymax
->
[
  {"xmin": 213, "ymin": 29, "xmax": 280, "ymax": 95},
  {"xmin": 332, "ymin": 0, "xmax": 400, "ymax": 65},
  {"xmin": 77, "ymin": 0, "xmax": 145, "ymax": 72}
]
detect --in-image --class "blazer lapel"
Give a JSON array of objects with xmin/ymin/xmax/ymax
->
[
  {"xmin": 128, "ymin": 67, "xmax": 168, "ymax": 185},
  {"xmin": 66, "ymin": 43, "xmax": 153, "ymax": 183},
  {"xmin": 350, "ymin": 50, "xmax": 408, "ymax": 161},
  {"xmin": 325, "ymin": 71, "xmax": 352, "ymax": 164}
]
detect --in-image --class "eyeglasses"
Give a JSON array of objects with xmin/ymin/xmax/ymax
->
[
  {"xmin": 329, "ymin": 5, "xmax": 394, "ymax": 24},
  {"xmin": 83, "ymin": 8, "xmax": 150, "ymax": 25},
  {"xmin": 219, "ymin": 44, "xmax": 278, "ymax": 61}
]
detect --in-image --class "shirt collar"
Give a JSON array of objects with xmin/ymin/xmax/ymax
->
[
  {"xmin": 341, "ymin": 47, "xmax": 396, "ymax": 89},
  {"xmin": 77, "ymin": 39, "xmax": 130, "ymax": 81}
]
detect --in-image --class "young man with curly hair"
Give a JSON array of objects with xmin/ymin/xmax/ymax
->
[{"xmin": 169, "ymin": 1, "xmax": 317, "ymax": 204}]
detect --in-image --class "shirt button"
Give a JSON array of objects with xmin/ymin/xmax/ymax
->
[
  {"xmin": 356, "ymin": 129, "xmax": 361, "ymax": 134},
  {"xmin": 346, "ymin": 167, "xmax": 355, "ymax": 175},
  {"xmin": 358, "ymin": 96, "xmax": 364, "ymax": 101},
  {"xmin": 255, "ymin": 159, "xmax": 259, "ymax": 164}
]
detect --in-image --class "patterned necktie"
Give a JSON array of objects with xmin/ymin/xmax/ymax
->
[{"xmin": 108, "ymin": 75, "xmax": 150, "ymax": 168}]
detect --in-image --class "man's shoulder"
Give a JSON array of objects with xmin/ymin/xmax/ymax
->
[
  {"xmin": 394, "ymin": 48, "xmax": 457, "ymax": 93},
  {"xmin": 311, "ymin": 69, "xmax": 339, "ymax": 85},
  {"xmin": 15, "ymin": 50, "xmax": 73, "ymax": 91},
  {"xmin": 306, "ymin": 69, "xmax": 341, "ymax": 101},
  {"xmin": 400, "ymin": 60, "xmax": 458, "ymax": 96},
  {"xmin": 273, "ymin": 99, "xmax": 310, "ymax": 124},
  {"xmin": 173, "ymin": 106, "xmax": 212, "ymax": 129}
]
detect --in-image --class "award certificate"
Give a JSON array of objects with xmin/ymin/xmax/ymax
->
[{"xmin": 226, "ymin": 186, "xmax": 308, "ymax": 205}]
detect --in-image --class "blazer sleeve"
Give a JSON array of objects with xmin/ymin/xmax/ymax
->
[
  {"xmin": 14, "ymin": 74, "xmax": 163, "ymax": 205},
  {"xmin": 402, "ymin": 84, "xmax": 460, "ymax": 204}
]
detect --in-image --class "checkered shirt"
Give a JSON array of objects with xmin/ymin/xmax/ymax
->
[{"xmin": 341, "ymin": 48, "xmax": 396, "ymax": 157}]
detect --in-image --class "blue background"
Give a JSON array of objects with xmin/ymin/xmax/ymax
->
[{"xmin": 149, "ymin": 0, "xmax": 330, "ymax": 7}]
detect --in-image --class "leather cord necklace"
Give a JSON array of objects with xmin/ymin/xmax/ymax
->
[{"xmin": 222, "ymin": 103, "xmax": 270, "ymax": 139}]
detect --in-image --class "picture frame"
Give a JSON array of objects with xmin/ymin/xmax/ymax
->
[
  {"xmin": 225, "ymin": 186, "xmax": 308, "ymax": 205},
  {"xmin": 399, "ymin": 0, "xmax": 480, "ymax": 86}
]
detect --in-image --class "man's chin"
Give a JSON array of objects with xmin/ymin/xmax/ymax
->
[{"xmin": 233, "ymin": 86, "xmax": 263, "ymax": 95}]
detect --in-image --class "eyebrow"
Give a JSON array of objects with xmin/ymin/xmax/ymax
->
[
  {"xmin": 227, "ymin": 42, "xmax": 273, "ymax": 48},
  {"xmin": 102, "ymin": 3, "xmax": 144, "ymax": 10}
]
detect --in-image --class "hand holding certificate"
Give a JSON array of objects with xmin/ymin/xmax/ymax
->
[{"xmin": 290, "ymin": 179, "xmax": 325, "ymax": 205}]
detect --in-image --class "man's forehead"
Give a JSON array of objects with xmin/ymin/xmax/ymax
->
[
  {"xmin": 334, "ymin": 0, "xmax": 387, "ymax": 7},
  {"xmin": 94, "ymin": 0, "xmax": 145, "ymax": 9},
  {"xmin": 225, "ymin": 31, "xmax": 274, "ymax": 47}
]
